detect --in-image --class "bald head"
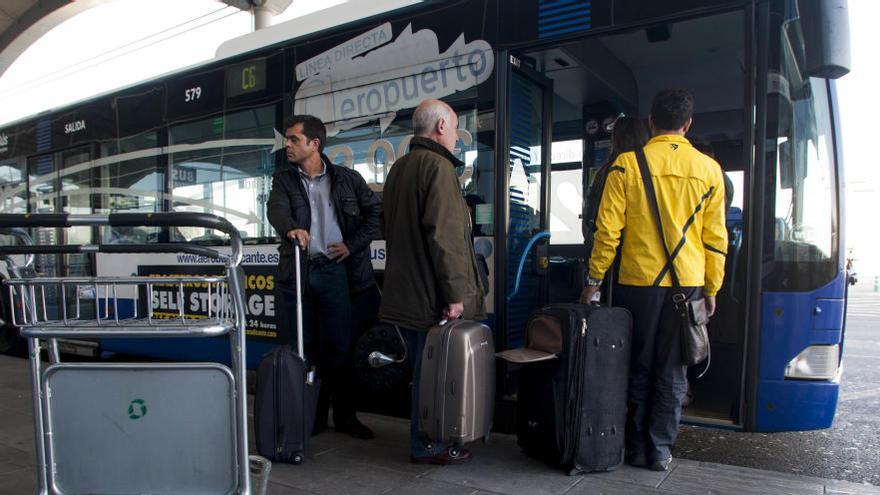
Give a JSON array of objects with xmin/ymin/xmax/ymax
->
[{"xmin": 412, "ymin": 99, "xmax": 459, "ymax": 153}]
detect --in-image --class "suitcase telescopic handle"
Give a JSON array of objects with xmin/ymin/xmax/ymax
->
[{"xmin": 293, "ymin": 238, "xmax": 305, "ymax": 360}]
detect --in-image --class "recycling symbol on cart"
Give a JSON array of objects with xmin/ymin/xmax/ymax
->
[{"xmin": 128, "ymin": 399, "xmax": 147, "ymax": 420}]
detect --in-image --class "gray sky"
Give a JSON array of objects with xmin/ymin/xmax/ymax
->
[{"xmin": 836, "ymin": 0, "xmax": 878, "ymax": 275}]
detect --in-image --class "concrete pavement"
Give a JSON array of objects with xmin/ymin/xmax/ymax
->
[
  {"xmin": 1, "ymin": 354, "xmax": 877, "ymax": 495},
  {"xmin": 674, "ymin": 287, "xmax": 880, "ymax": 486}
]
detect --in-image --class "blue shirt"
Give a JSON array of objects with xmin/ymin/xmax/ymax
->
[{"xmin": 297, "ymin": 160, "xmax": 344, "ymax": 258}]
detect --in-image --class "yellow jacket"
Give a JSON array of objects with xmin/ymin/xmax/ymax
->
[{"xmin": 588, "ymin": 134, "xmax": 728, "ymax": 296}]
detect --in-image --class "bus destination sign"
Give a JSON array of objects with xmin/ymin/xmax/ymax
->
[{"xmin": 227, "ymin": 58, "xmax": 267, "ymax": 98}]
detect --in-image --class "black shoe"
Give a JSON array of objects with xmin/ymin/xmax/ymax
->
[
  {"xmin": 626, "ymin": 452, "xmax": 648, "ymax": 467},
  {"xmin": 336, "ymin": 419, "xmax": 375, "ymax": 440},
  {"xmin": 649, "ymin": 456, "xmax": 672, "ymax": 472}
]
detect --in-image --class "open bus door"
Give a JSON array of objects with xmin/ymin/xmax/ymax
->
[
  {"xmin": 514, "ymin": 6, "xmax": 755, "ymax": 430},
  {"xmin": 494, "ymin": 52, "xmax": 553, "ymax": 421}
]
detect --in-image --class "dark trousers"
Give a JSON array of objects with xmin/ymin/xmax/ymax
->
[
  {"xmin": 278, "ymin": 259, "xmax": 356, "ymax": 425},
  {"xmin": 614, "ymin": 284, "xmax": 701, "ymax": 462}
]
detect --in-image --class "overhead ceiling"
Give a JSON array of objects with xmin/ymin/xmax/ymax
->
[
  {"xmin": 0, "ymin": 0, "xmax": 77, "ymax": 79},
  {"xmin": 0, "ymin": 0, "xmax": 58, "ymax": 42},
  {"xmin": 0, "ymin": 0, "xmax": 267, "ymax": 81}
]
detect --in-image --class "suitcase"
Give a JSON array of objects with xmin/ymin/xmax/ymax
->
[
  {"xmin": 516, "ymin": 303, "xmax": 632, "ymax": 474},
  {"xmin": 418, "ymin": 319, "xmax": 495, "ymax": 452},
  {"xmin": 254, "ymin": 243, "xmax": 321, "ymax": 464}
]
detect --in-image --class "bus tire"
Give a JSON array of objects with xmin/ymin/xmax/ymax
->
[
  {"xmin": 0, "ymin": 297, "xmax": 24, "ymax": 356},
  {"xmin": 0, "ymin": 326, "xmax": 23, "ymax": 356},
  {"xmin": 0, "ymin": 308, "xmax": 26, "ymax": 356}
]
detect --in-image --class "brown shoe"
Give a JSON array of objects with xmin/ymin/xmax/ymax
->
[{"xmin": 410, "ymin": 447, "xmax": 473, "ymax": 465}]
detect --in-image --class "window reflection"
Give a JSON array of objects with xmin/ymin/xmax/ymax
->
[
  {"xmin": 98, "ymin": 132, "xmax": 164, "ymax": 244},
  {"xmin": 322, "ymin": 106, "xmax": 496, "ymax": 235},
  {"xmin": 169, "ymin": 106, "xmax": 277, "ymax": 242}
]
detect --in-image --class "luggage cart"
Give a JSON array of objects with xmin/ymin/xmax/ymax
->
[{"xmin": 0, "ymin": 213, "xmax": 268, "ymax": 495}]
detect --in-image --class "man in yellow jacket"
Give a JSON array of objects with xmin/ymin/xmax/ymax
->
[{"xmin": 581, "ymin": 89, "xmax": 727, "ymax": 471}]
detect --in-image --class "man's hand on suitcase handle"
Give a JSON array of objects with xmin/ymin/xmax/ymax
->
[
  {"xmin": 287, "ymin": 229, "xmax": 310, "ymax": 249},
  {"xmin": 579, "ymin": 286, "xmax": 600, "ymax": 304},
  {"xmin": 442, "ymin": 302, "xmax": 464, "ymax": 322}
]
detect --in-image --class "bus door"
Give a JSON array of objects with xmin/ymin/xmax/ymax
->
[
  {"xmin": 511, "ymin": 6, "xmax": 754, "ymax": 429},
  {"xmin": 26, "ymin": 152, "xmax": 63, "ymax": 328},
  {"xmin": 495, "ymin": 53, "xmax": 553, "ymax": 378},
  {"xmin": 26, "ymin": 153, "xmax": 60, "ymax": 278},
  {"xmin": 59, "ymin": 145, "xmax": 97, "ymax": 279},
  {"xmin": 27, "ymin": 145, "xmax": 97, "ymax": 277},
  {"xmin": 748, "ymin": 1, "xmax": 848, "ymax": 431},
  {"xmin": 27, "ymin": 146, "xmax": 100, "ymax": 351}
]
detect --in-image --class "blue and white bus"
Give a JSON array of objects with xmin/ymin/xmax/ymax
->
[{"xmin": 0, "ymin": 0, "xmax": 851, "ymax": 432}]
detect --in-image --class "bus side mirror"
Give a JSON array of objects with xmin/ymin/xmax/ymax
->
[{"xmin": 797, "ymin": 0, "xmax": 851, "ymax": 79}]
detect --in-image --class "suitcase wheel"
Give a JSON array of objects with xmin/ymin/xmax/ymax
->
[
  {"xmin": 448, "ymin": 446, "xmax": 461, "ymax": 458},
  {"xmin": 281, "ymin": 452, "xmax": 304, "ymax": 464}
]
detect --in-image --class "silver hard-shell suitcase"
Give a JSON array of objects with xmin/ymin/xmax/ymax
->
[{"xmin": 418, "ymin": 319, "xmax": 495, "ymax": 452}]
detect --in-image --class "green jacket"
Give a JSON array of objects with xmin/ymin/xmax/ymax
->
[{"xmin": 379, "ymin": 137, "xmax": 486, "ymax": 330}]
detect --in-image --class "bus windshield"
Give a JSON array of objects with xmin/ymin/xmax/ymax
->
[{"xmin": 765, "ymin": 9, "xmax": 838, "ymax": 291}]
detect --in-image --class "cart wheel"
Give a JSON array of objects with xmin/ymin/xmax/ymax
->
[
  {"xmin": 448, "ymin": 446, "xmax": 461, "ymax": 458},
  {"xmin": 292, "ymin": 453, "xmax": 304, "ymax": 465}
]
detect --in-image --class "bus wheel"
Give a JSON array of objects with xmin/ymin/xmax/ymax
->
[
  {"xmin": 0, "ymin": 326, "xmax": 23, "ymax": 355},
  {"xmin": 0, "ymin": 296, "xmax": 24, "ymax": 356}
]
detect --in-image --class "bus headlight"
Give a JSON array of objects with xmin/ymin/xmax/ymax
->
[{"xmin": 784, "ymin": 344, "xmax": 839, "ymax": 380}]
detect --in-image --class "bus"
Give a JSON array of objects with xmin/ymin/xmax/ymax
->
[{"xmin": 0, "ymin": 0, "xmax": 851, "ymax": 433}]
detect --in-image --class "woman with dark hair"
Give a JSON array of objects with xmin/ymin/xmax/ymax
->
[{"xmin": 583, "ymin": 116, "xmax": 649, "ymax": 261}]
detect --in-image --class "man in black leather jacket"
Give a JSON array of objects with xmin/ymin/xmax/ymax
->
[{"xmin": 267, "ymin": 114, "xmax": 381, "ymax": 439}]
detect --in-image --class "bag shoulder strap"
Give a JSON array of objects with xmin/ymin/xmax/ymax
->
[{"xmin": 634, "ymin": 148, "xmax": 684, "ymax": 294}]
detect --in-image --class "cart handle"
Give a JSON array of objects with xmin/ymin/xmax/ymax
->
[
  {"xmin": 0, "ymin": 228, "xmax": 35, "ymax": 267},
  {"xmin": 0, "ymin": 213, "xmax": 243, "ymax": 266}
]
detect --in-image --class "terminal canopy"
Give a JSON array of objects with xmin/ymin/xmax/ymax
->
[{"xmin": 0, "ymin": 0, "xmax": 291, "ymax": 80}]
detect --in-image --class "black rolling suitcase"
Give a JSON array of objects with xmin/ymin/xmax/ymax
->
[
  {"xmin": 513, "ymin": 303, "xmax": 632, "ymax": 474},
  {"xmin": 254, "ymin": 243, "xmax": 320, "ymax": 464}
]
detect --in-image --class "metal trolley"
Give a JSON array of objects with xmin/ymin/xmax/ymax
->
[{"xmin": 0, "ymin": 213, "xmax": 268, "ymax": 495}]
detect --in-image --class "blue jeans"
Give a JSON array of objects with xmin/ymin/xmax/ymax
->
[
  {"xmin": 402, "ymin": 328, "xmax": 448, "ymax": 457},
  {"xmin": 614, "ymin": 285, "xmax": 701, "ymax": 463}
]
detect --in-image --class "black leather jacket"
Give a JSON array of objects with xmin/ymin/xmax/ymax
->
[{"xmin": 267, "ymin": 155, "xmax": 382, "ymax": 293}]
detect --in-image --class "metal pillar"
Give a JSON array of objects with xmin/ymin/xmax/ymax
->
[{"xmin": 222, "ymin": 0, "xmax": 293, "ymax": 30}]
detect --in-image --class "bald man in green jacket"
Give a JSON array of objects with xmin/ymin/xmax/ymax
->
[{"xmin": 380, "ymin": 99, "xmax": 485, "ymax": 465}]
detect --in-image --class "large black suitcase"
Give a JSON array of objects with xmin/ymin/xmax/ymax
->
[
  {"xmin": 516, "ymin": 303, "xmax": 632, "ymax": 474},
  {"xmin": 254, "ymin": 243, "xmax": 320, "ymax": 464}
]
